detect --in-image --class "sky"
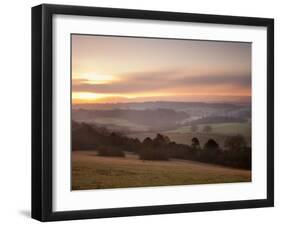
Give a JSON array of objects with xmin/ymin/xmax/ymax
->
[{"xmin": 72, "ymin": 34, "xmax": 251, "ymax": 104}]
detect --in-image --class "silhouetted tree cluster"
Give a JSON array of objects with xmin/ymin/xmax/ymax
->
[
  {"xmin": 139, "ymin": 134, "xmax": 170, "ymax": 160},
  {"xmin": 72, "ymin": 121, "xmax": 141, "ymax": 157},
  {"xmin": 72, "ymin": 121, "xmax": 251, "ymax": 169},
  {"xmin": 187, "ymin": 135, "xmax": 251, "ymax": 169},
  {"xmin": 222, "ymin": 135, "xmax": 251, "ymax": 169}
]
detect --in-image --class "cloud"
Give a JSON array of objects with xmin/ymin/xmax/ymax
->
[
  {"xmin": 72, "ymin": 70, "xmax": 251, "ymax": 94},
  {"xmin": 72, "ymin": 78, "xmax": 90, "ymax": 84},
  {"xmin": 179, "ymin": 73, "xmax": 251, "ymax": 87}
]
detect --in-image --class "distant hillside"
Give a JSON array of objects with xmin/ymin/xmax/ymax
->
[
  {"xmin": 72, "ymin": 101, "xmax": 250, "ymax": 128},
  {"xmin": 72, "ymin": 101, "xmax": 240, "ymax": 111},
  {"xmin": 187, "ymin": 116, "xmax": 248, "ymax": 125},
  {"xmin": 73, "ymin": 108, "xmax": 189, "ymax": 129}
]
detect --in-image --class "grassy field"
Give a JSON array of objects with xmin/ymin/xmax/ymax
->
[
  {"xmin": 72, "ymin": 151, "xmax": 251, "ymax": 190},
  {"xmin": 167, "ymin": 122, "xmax": 251, "ymax": 137},
  {"xmin": 127, "ymin": 122, "xmax": 251, "ymax": 147}
]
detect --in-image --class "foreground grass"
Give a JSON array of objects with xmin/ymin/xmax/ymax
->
[{"xmin": 72, "ymin": 151, "xmax": 251, "ymax": 190}]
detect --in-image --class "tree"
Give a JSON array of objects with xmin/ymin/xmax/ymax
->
[
  {"xmin": 224, "ymin": 135, "xmax": 247, "ymax": 151},
  {"xmin": 204, "ymin": 139, "xmax": 219, "ymax": 150},
  {"xmin": 191, "ymin": 137, "xmax": 200, "ymax": 150},
  {"xmin": 190, "ymin": 124, "xmax": 198, "ymax": 133},
  {"xmin": 139, "ymin": 134, "xmax": 170, "ymax": 161},
  {"xmin": 202, "ymin": 125, "xmax": 212, "ymax": 133},
  {"xmin": 202, "ymin": 139, "xmax": 221, "ymax": 163},
  {"xmin": 153, "ymin": 134, "xmax": 169, "ymax": 147},
  {"xmin": 143, "ymin": 137, "xmax": 153, "ymax": 148}
]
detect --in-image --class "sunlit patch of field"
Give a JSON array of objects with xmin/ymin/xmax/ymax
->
[
  {"xmin": 128, "ymin": 122, "xmax": 251, "ymax": 147},
  {"xmin": 72, "ymin": 151, "xmax": 251, "ymax": 190},
  {"xmin": 168, "ymin": 122, "xmax": 251, "ymax": 137}
]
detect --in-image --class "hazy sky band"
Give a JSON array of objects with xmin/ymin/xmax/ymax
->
[{"xmin": 72, "ymin": 34, "xmax": 251, "ymax": 103}]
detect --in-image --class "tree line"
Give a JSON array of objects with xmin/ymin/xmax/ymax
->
[{"xmin": 72, "ymin": 121, "xmax": 251, "ymax": 170}]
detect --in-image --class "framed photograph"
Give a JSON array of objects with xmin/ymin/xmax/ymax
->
[{"xmin": 32, "ymin": 4, "xmax": 274, "ymax": 221}]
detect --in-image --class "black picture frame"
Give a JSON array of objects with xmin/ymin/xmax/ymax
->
[{"xmin": 32, "ymin": 4, "xmax": 274, "ymax": 222}]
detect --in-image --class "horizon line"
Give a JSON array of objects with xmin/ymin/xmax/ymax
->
[{"xmin": 72, "ymin": 99, "xmax": 251, "ymax": 105}]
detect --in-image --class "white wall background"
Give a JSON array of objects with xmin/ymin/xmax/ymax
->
[{"xmin": 0, "ymin": 0, "xmax": 279, "ymax": 225}]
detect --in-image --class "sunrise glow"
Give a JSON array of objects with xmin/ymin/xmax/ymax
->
[{"xmin": 72, "ymin": 35, "xmax": 251, "ymax": 104}]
